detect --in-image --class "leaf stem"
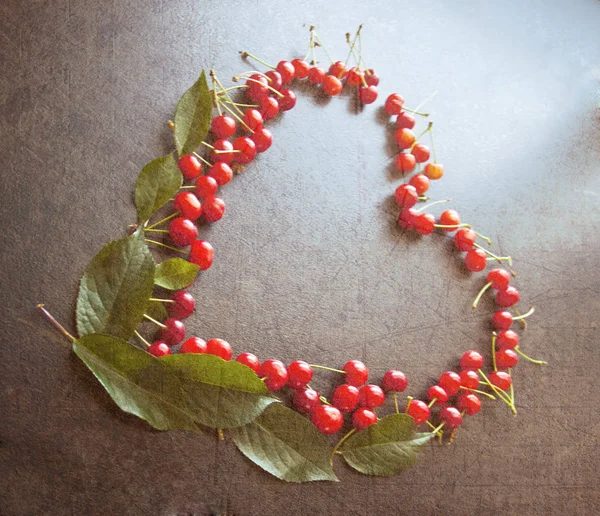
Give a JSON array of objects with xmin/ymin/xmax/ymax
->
[{"xmin": 37, "ymin": 304, "xmax": 76, "ymax": 343}]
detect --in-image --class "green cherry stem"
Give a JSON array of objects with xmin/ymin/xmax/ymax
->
[
  {"xmin": 220, "ymin": 102, "xmax": 254, "ymax": 134},
  {"xmin": 319, "ymin": 396, "xmax": 332, "ymax": 406},
  {"xmin": 149, "ymin": 298, "xmax": 175, "ymax": 304},
  {"xmin": 473, "ymin": 230, "xmax": 493, "ymax": 246},
  {"xmin": 304, "ymin": 26, "xmax": 314, "ymax": 62},
  {"xmin": 211, "ymin": 74, "xmax": 222, "ymax": 116},
  {"xmin": 37, "ymin": 304, "xmax": 76, "ymax": 343},
  {"xmin": 192, "ymin": 152, "xmax": 213, "ymax": 167},
  {"xmin": 434, "ymin": 223, "xmax": 471, "ymax": 230},
  {"xmin": 217, "ymin": 98, "xmax": 259, "ymax": 109},
  {"xmin": 402, "ymin": 106, "xmax": 429, "ymax": 117},
  {"xmin": 428, "ymin": 124, "xmax": 437, "ymax": 163},
  {"xmin": 409, "ymin": 122, "xmax": 433, "ymax": 153},
  {"xmin": 492, "ymin": 333, "xmax": 498, "ymax": 371},
  {"xmin": 478, "ymin": 369, "xmax": 516, "ymax": 413},
  {"xmin": 212, "ymin": 70, "xmax": 247, "ymax": 117},
  {"xmin": 331, "ymin": 428, "xmax": 356, "ymax": 461},
  {"xmin": 474, "ymin": 243, "xmax": 512, "ymax": 265},
  {"xmin": 413, "ymin": 90, "xmax": 439, "ymax": 113},
  {"xmin": 201, "ymin": 141, "xmax": 215, "ymax": 150},
  {"xmin": 393, "ymin": 392, "xmax": 400, "ymax": 414},
  {"xmin": 414, "ymin": 199, "xmax": 451, "ymax": 213},
  {"xmin": 404, "ymin": 396, "xmax": 413, "ymax": 413},
  {"xmin": 513, "ymin": 307, "xmax": 528, "ymax": 329},
  {"xmin": 459, "ymin": 386, "xmax": 496, "ymax": 400},
  {"xmin": 472, "ymin": 281, "xmax": 493, "ymax": 309},
  {"xmin": 308, "ymin": 364, "xmax": 346, "ymax": 374},
  {"xmin": 313, "ymin": 32, "xmax": 335, "ymax": 64},
  {"xmin": 426, "ymin": 420, "xmax": 444, "ymax": 439},
  {"xmin": 143, "ymin": 313, "xmax": 166, "ymax": 329},
  {"xmin": 239, "ymin": 51, "xmax": 275, "ymax": 69},
  {"xmin": 134, "ymin": 330, "xmax": 151, "ymax": 348},
  {"xmin": 147, "ymin": 212, "xmax": 180, "ymax": 230},
  {"xmin": 513, "ymin": 306, "xmax": 535, "ymax": 321},
  {"xmin": 145, "ymin": 228, "xmax": 168, "ymax": 234},
  {"xmin": 145, "ymin": 239, "xmax": 189, "ymax": 255},
  {"xmin": 343, "ymin": 24, "xmax": 363, "ymax": 69},
  {"xmin": 429, "ymin": 421, "xmax": 445, "ymax": 435},
  {"xmin": 508, "ymin": 368, "xmax": 516, "ymax": 409},
  {"xmin": 234, "ymin": 76, "xmax": 284, "ymax": 98},
  {"xmin": 515, "ymin": 346, "xmax": 548, "ymax": 365},
  {"xmin": 427, "ymin": 398, "xmax": 437, "ymax": 408}
]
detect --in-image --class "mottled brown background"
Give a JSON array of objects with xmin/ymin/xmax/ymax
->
[{"xmin": 1, "ymin": 0, "xmax": 600, "ymax": 515}]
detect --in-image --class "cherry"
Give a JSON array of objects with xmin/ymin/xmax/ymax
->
[
  {"xmin": 457, "ymin": 392, "xmax": 481, "ymax": 416},
  {"xmin": 460, "ymin": 350, "xmax": 484, "ymax": 370},
  {"xmin": 395, "ymin": 153, "xmax": 416, "ymax": 173},
  {"xmin": 180, "ymin": 336, "xmax": 207, "ymax": 354},
  {"xmin": 278, "ymin": 88, "xmax": 297, "ymax": 111},
  {"xmin": 427, "ymin": 385, "xmax": 449, "ymax": 406},
  {"xmin": 207, "ymin": 162, "xmax": 233, "ymax": 186},
  {"xmin": 259, "ymin": 96, "xmax": 280, "ymax": 120},
  {"xmin": 409, "ymin": 174, "xmax": 430, "ymax": 195},
  {"xmin": 353, "ymin": 407, "xmax": 378, "ymax": 430},
  {"xmin": 438, "ymin": 209, "xmax": 460, "ymax": 231},
  {"xmin": 396, "ymin": 111, "xmax": 416, "ymax": 129},
  {"xmin": 406, "ymin": 399, "xmax": 430, "ymax": 425},
  {"xmin": 487, "ymin": 269, "xmax": 511, "ymax": 290},
  {"xmin": 293, "ymin": 388, "xmax": 320, "ymax": 414},
  {"xmin": 177, "ymin": 154, "xmax": 202, "ymax": 180},
  {"xmin": 242, "ymin": 108, "xmax": 263, "ymax": 132},
  {"xmin": 328, "ymin": 61, "xmax": 347, "ymax": 79},
  {"xmin": 195, "ymin": 175, "xmax": 218, "ymax": 199},
  {"xmin": 364, "ymin": 69, "xmax": 379, "ymax": 86},
  {"xmin": 343, "ymin": 360, "xmax": 369, "ymax": 386},
  {"xmin": 358, "ymin": 384, "xmax": 385, "ymax": 408},
  {"xmin": 211, "ymin": 139, "xmax": 235, "ymax": 164},
  {"xmin": 308, "ymin": 66, "xmax": 326, "ymax": 85},
  {"xmin": 488, "ymin": 371, "xmax": 512, "ymax": 391},
  {"xmin": 398, "ymin": 208, "xmax": 417, "ymax": 229},
  {"xmin": 168, "ymin": 291, "xmax": 195, "ymax": 319},
  {"xmin": 492, "ymin": 310, "xmax": 513, "ymax": 330},
  {"xmin": 211, "ymin": 115, "xmax": 236, "ymax": 139},
  {"xmin": 439, "ymin": 406, "xmax": 463, "ymax": 429},
  {"xmin": 496, "ymin": 286, "xmax": 520, "ymax": 308},
  {"xmin": 159, "ymin": 318, "xmax": 186, "ymax": 345},
  {"xmin": 291, "ymin": 58, "xmax": 310, "ymax": 79},
  {"xmin": 202, "ymin": 196, "xmax": 226, "ymax": 223},
  {"xmin": 454, "ymin": 228, "xmax": 476, "ymax": 251},
  {"xmin": 276, "ymin": 61, "xmax": 295, "ymax": 84},
  {"xmin": 287, "ymin": 360, "xmax": 313, "ymax": 389},
  {"xmin": 148, "ymin": 341, "xmax": 171, "ymax": 357},
  {"xmin": 332, "ymin": 384, "xmax": 360, "ymax": 412},
  {"xmin": 495, "ymin": 349, "xmax": 519, "ymax": 369},
  {"xmin": 345, "ymin": 67, "xmax": 363, "ymax": 87},
  {"xmin": 322, "ymin": 75, "xmax": 343, "ymax": 96},
  {"xmin": 465, "ymin": 248, "xmax": 487, "ymax": 272},
  {"xmin": 189, "ymin": 240, "xmax": 214, "ymax": 270},
  {"xmin": 394, "ymin": 184, "xmax": 418, "ymax": 208},
  {"xmin": 258, "ymin": 359, "xmax": 288, "ymax": 390},
  {"xmin": 236, "ymin": 352, "xmax": 260, "ymax": 373},
  {"xmin": 459, "ymin": 369, "xmax": 480, "ymax": 390},
  {"xmin": 412, "ymin": 143, "xmax": 430, "ymax": 163},
  {"xmin": 233, "ymin": 136, "xmax": 256, "ymax": 164},
  {"xmin": 169, "ymin": 217, "xmax": 198, "ymax": 247},
  {"xmin": 358, "ymin": 85, "xmax": 378, "ymax": 104},
  {"xmin": 438, "ymin": 371, "xmax": 461, "ymax": 396},
  {"xmin": 206, "ymin": 338, "xmax": 232, "ymax": 360},
  {"xmin": 384, "ymin": 93, "xmax": 405, "ymax": 116},
  {"xmin": 245, "ymin": 74, "xmax": 269, "ymax": 101},
  {"xmin": 459, "ymin": 370, "xmax": 480, "ymax": 389},
  {"xmin": 311, "ymin": 405, "xmax": 343, "ymax": 434},
  {"xmin": 251, "ymin": 127, "xmax": 273, "ymax": 153},
  {"xmin": 414, "ymin": 213, "xmax": 436, "ymax": 235},
  {"xmin": 496, "ymin": 329, "xmax": 519, "ymax": 350},
  {"xmin": 424, "ymin": 163, "xmax": 444, "ymax": 180},
  {"xmin": 382, "ymin": 370, "xmax": 408, "ymax": 392},
  {"xmin": 395, "ymin": 128, "xmax": 416, "ymax": 149},
  {"xmin": 173, "ymin": 192, "xmax": 202, "ymax": 221},
  {"xmin": 265, "ymin": 70, "xmax": 283, "ymax": 91}
]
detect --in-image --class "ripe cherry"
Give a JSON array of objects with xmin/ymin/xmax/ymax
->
[
  {"xmin": 174, "ymin": 192, "xmax": 202, "ymax": 221},
  {"xmin": 148, "ymin": 341, "xmax": 171, "ymax": 357},
  {"xmin": 495, "ymin": 349, "xmax": 519, "ymax": 368},
  {"xmin": 202, "ymin": 196, "xmax": 225, "ymax": 223},
  {"xmin": 427, "ymin": 385, "xmax": 449, "ymax": 405},
  {"xmin": 291, "ymin": 58, "xmax": 310, "ymax": 79},
  {"xmin": 236, "ymin": 352, "xmax": 260, "ymax": 373},
  {"xmin": 211, "ymin": 139, "xmax": 235, "ymax": 164},
  {"xmin": 409, "ymin": 174, "xmax": 430, "ymax": 195},
  {"xmin": 382, "ymin": 370, "xmax": 408, "ymax": 392},
  {"xmin": 457, "ymin": 392, "xmax": 481, "ymax": 416},
  {"xmin": 189, "ymin": 240, "xmax": 214, "ymax": 270},
  {"xmin": 406, "ymin": 399, "xmax": 430, "ymax": 425},
  {"xmin": 358, "ymin": 85, "xmax": 378, "ymax": 104},
  {"xmin": 159, "ymin": 318, "xmax": 186, "ymax": 345},
  {"xmin": 424, "ymin": 163, "xmax": 444, "ymax": 180},
  {"xmin": 211, "ymin": 115, "xmax": 236, "ymax": 139},
  {"xmin": 233, "ymin": 136, "xmax": 256, "ymax": 164},
  {"xmin": 207, "ymin": 162, "xmax": 233, "ymax": 186},
  {"xmin": 168, "ymin": 291, "xmax": 195, "ymax": 319},
  {"xmin": 496, "ymin": 329, "xmax": 519, "ymax": 350},
  {"xmin": 394, "ymin": 184, "xmax": 418, "ymax": 208},
  {"xmin": 258, "ymin": 359, "xmax": 288, "ymax": 390},
  {"xmin": 169, "ymin": 217, "xmax": 198, "ymax": 247},
  {"xmin": 396, "ymin": 111, "xmax": 416, "ymax": 129},
  {"xmin": 243, "ymin": 108, "xmax": 263, "ymax": 132},
  {"xmin": 259, "ymin": 96, "xmax": 280, "ymax": 121},
  {"xmin": 384, "ymin": 93, "xmax": 405, "ymax": 115},
  {"xmin": 439, "ymin": 371, "xmax": 461, "ymax": 396},
  {"xmin": 487, "ymin": 269, "xmax": 511, "ymax": 290},
  {"xmin": 180, "ymin": 336, "xmax": 207, "ymax": 354},
  {"xmin": 364, "ymin": 69, "xmax": 379, "ymax": 86},
  {"xmin": 454, "ymin": 228, "xmax": 476, "ymax": 251},
  {"xmin": 278, "ymin": 88, "xmax": 297, "ymax": 111},
  {"xmin": 177, "ymin": 154, "xmax": 202, "ymax": 180},
  {"xmin": 460, "ymin": 350, "xmax": 484, "ymax": 370},
  {"xmin": 265, "ymin": 70, "xmax": 282, "ymax": 91},
  {"xmin": 398, "ymin": 208, "xmax": 417, "ymax": 229},
  {"xmin": 492, "ymin": 310, "xmax": 513, "ymax": 330},
  {"xmin": 332, "ymin": 384, "xmax": 360, "ymax": 412},
  {"xmin": 293, "ymin": 388, "xmax": 320, "ymax": 414},
  {"xmin": 345, "ymin": 67, "xmax": 363, "ymax": 87},
  {"xmin": 439, "ymin": 406, "xmax": 463, "ymax": 429},
  {"xmin": 412, "ymin": 143, "xmax": 430, "ymax": 163},
  {"xmin": 308, "ymin": 67, "xmax": 326, "ymax": 85},
  {"xmin": 276, "ymin": 60, "xmax": 295, "ymax": 84},
  {"xmin": 343, "ymin": 360, "xmax": 369, "ymax": 386},
  {"xmin": 414, "ymin": 213, "xmax": 436, "ymax": 235},
  {"xmin": 465, "ymin": 248, "xmax": 487, "ymax": 272},
  {"xmin": 287, "ymin": 360, "xmax": 313, "ymax": 389},
  {"xmin": 311, "ymin": 405, "xmax": 344, "ymax": 434},
  {"xmin": 195, "ymin": 175, "xmax": 219, "ymax": 200},
  {"xmin": 394, "ymin": 128, "xmax": 416, "ymax": 149},
  {"xmin": 322, "ymin": 75, "xmax": 343, "ymax": 96},
  {"xmin": 459, "ymin": 370, "xmax": 480, "ymax": 389},
  {"xmin": 358, "ymin": 384, "xmax": 385, "ymax": 408},
  {"xmin": 488, "ymin": 371, "xmax": 512, "ymax": 391},
  {"xmin": 353, "ymin": 408, "xmax": 378, "ymax": 430},
  {"xmin": 251, "ymin": 127, "xmax": 273, "ymax": 153},
  {"xmin": 328, "ymin": 61, "xmax": 347, "ymax": 79},
  {"xmin": 206, "ymin": 338, "xmax": 232, "ymax": 360},
  {"xmin": 438, "ymin": 209, "xmax": 460, "ymax": 231},
  {"xmin": 395, "ymin": 153, "xmax": 416, "ymax": 173},
  {"xmin": 496, "ymin": 286, "xmax": 520, "ymax": 307}
]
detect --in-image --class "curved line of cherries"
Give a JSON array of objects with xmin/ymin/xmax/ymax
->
[{"xmin": 139, "ymin": 26, "xmax": 546, "ymax": 443}]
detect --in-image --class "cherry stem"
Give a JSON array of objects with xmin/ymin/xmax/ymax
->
[
  {"xmin": 37, "ymin": 304, "xmax": 76, "ymax": 343},
  {"xmin": 414, "ymin": 91, "xmax": 439, "ymax": 113},
  {"xmin": 513, "ymin": 306, "xmax": 534, "ymax": 321},
  {"xmin": 426, "ymin": 420, "xmax": 444, "ymax": 439},
  {"xmin": 149, "ymin": 298, "xmax": 175, "ymax": 304},
  {"xmin": 414, "ymin": 198, "xmax": 451, "ymax": 213},
  {"xmin": 239, "ymin": 77, "xmax": 285, "ymax": 98},
  {"xmin": 344, "ymin": 24, "xmax": 363, "ymax": 69},
  {"xmin": 239, "ymin": 51, "xmax": 275, "ymax": 69},
  {"xmin": 434, "ymin": 223, "xmax": 470, "ymax": 229},
  {"xmin": 474, "ymin": 243, "xmax": 512, "ymax": 266},
  {"xmin": 393, "ymin": 392, "xmax": 400, "ymax": 414},
  {"xmin": 143, "ymin": 313, "xmax": 166, "ymax": 329},
  {"xmin": 409, "ymin": 122, "xmax": 433, "ymax": 152},
  {"xmin": 472, "ymin": 281, "xmax": 492, "ymax": 310},
  {"xmin": 428, "ymin": 125, "xmax": 438, "ymax": 163},
  {"xmin": 508, "ymin": 368, "xmax": 516, "ymax": 410},
  {"xmin": 145, "ymin": 239, "xmax": 189, "ymax": 255},
  {"xmin": 513, "ymin": 307, "xmax": 528, "ymax": 329},
  {"xmin": 331, "ymin": 428, "xmax": 356, "ymax": 463},
  {"xmin": 492, "ymin": 333, "xmax": 498, "ymax": 371},
  {"xmin": 418, "ymin": 195, "xmax": 429, "ymax": 201},
  {"xmin": 459, "ymin": 386, "xmax": 496, "ymax": 400},
  {"xmin": 234, "ymin": 70, "xmax": 272, "ymax": 82},
  {"xmin": 404, "ymin": 396, "xmax": 413, "ymax": 413},
  {"xmin": 145, "ymin": 228, "xmax": 168, "ymax": 233},
  {"xmin": 147, "ymin": 211, "xmax": 180, "ymax": 230},
  {"xmin": 478, "ymin": 369, "xmax": 516, "ymax": 413},
  {"xmin": 219, "ymin": 85, "xmax": 250, "ymax": 93},
  {"xmin": 134, "ymin": 330, "xmax": 151, "ymax": 348},
  {"xmin": 217, "ymin": 98, "xmax": 259, "ymax": 109},
  {"xmin": 473, "ymin": 230, "xmax": 493, "ymax": 246},
  {"xmin": 402, "ymin": 106, "xmax": 429, "ymax": 117},
  {"xmin": 428, "ymin": 398, "xmax": 437, "ymax": 408},
  {"xmin": 313, "ymin": 32, "xmax": 335, "ymax": 64},
  {"xmin": 304, "ymin": 26, "xmax": 315, "ymax": 62},
  {"xmin": 220, "ymin": 102, "xmax": 254, "ymax": 133},
  {"xmin": 217, "ymin": 428, "xmax": 225, "ymax": 441},
  {"xmin": 515, "ymin": 346, "xmax": 547, "ymax": 365},
  {"xmin": 211, "ymin": 74, "xmax": 222, "ymax": 116},
  {"xmin": 168, "ymin": 120, "xmax": 175, "ymax": 132},
  {"xmin": 201, "ymin": 141, "xmax": 215, "ymax": 150},
  {"xmin": 214, "ymin": 149, "xmax": 241, "ymax": 154},
  {"xmin": 180, "ymin": 185, "xmax": 197, "ymax": 189},
  {"xmin": 429, "ymin": 422, "xmax": 445, "ymax": 435},
  {"xmin": 319, "ymin": 396, "xmax": 332, "ymax": 406},
  {"xmin": 212, "ymin": 69, "xmax": 247, "ymax": 117},
  {"xmin": 308, "ymin": 364, "xmax": 346, "ymax": 374},
  {"xmin": 192, "ymin": 151, "xmax": 213, "ymax": 167}
]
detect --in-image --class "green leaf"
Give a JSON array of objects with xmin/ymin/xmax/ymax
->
[
  {"xmin": 73, "ymin": 334, "xmax": 200, "ymax": 432},
  {"xmin": 160, "ymin": 354, "xmax": 278, "ymax": 429},
  {"xmin": 134, "ymin": 153, "xmax": 182, "ymax": 223},
  {"xmin": 154, "ymin": 258, "xmax": 200, "ymax": 290},
  {"xmin": 230, "ymin": 404, "xmax": 338, "ymax": 483},
  {"xmin": 76, "ymin": 228, "xmax": 155, "ymax": 340},
  {"xmin": 145, "ymin": 299, "xmax": 168, "ymax": 322},
  {"xmin": 173, "ymin": 70, "xmax": 212, "ymax": 157},
  {"xmin": 340, "ymin": 413, "xmax": 433, "ymax": 476}
]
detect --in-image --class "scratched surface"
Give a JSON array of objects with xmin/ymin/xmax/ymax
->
[{"xmin": 1, "ymin": 0, "xmax": 600, "ymax": 514}]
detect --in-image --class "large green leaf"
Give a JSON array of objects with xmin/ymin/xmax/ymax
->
[
  {"xmin": 230, "ymin": 404, "xmax": 338, "ymax": 483},
  {"xmin": 134, "ymin": 153, "xmax": 182, "ymax": 223},
  {"xmin": 340, "ymin": 414, "xmax": 433, "ymax": 476},
  {"xmin": 73, "ymin": 334, "xmax": 200, "ymax": 432},
  {"xmin": 76, "ymin": 228, "xmax": 155, "ymax": 340},
  {"xmin": 160, "ymin": 354, "xmax": 278, "ymax": 429},
  {"xmin": 173, "ymin": 70, "xmax": 212, "ymax": 157},
  {"xmin": 154, "ymin": 258, "xmax": 200, "ymax": 290}
]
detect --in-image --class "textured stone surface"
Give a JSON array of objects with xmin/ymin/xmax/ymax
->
[{"xmin": 1, "ymin": 1, "xmax": 600, "ymax": 514}]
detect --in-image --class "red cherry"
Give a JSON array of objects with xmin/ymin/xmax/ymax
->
[
  {"xmin": 159, "ymin": 318, "xmax": 185, "ymax": 345},
  {"xmin": 364, "ymin": 69, "xmax": 379, "ymax": 86},
  {"xmin": 457, "ymin": 392, "xmax": 481, "ymax": 416},
  {"xmin": 358, "ymin": 85, "xmax": 378, "ymax": 104},
  {"xmin": 189, "ymin": 240, "xmax": 214, "ymax": 270},
  {"xmin": 438, "ymin": 371, "xmax": 461, "ymax": 396},
  {"xmin": 496, "ymin": 286, "xmax": 520, "ymax": 308},
  {"xmin": 465, "ymin": 248, "xmax": 487, "ymax": 272},
  {"xmin": 385, "ymin": 93, "xmax": 405, "ymax": 116},
  {"xmin": 168, "ymin": 291, "xmax": 195, "ymax": 319},
  {"xmin": 427, "ymin": 385, "xmax": 449, "ymax": 406},
  {"xmin": 211, "ymin": 115, "xmax": 236, "ymax": 139},
  {"xmin": 343, "ymin": 360, "xmax": 369, "ymax": 387},
  {"xmin": 439, "ymin": 406, "xmax": 463, "ymax": 429},
  {"xmin": 332, "ymin": 384, "xmax": 360, "ymax": 412},
  {"xmin": 414, "ymin": 213, "xmax": 436, "ymax": 235},
  {"xmin": 322, "ymin": 75, "xmax": 343, "ymax": 96},
  {"xmin": 276, "ymin": 60, "xmax": 295, "ymax": 84},
  {"xmin": 177, "ymin": 154, "xmax": 202, "ymax": 180},
  {"xmin": 174, "ymin": 192, "xmax": 202, "ymax": 221},
  {"xmin": 148, "ymin": 341, "xmax": 171, "ymax": 357},
  {"xmin": 259, "ymin": 96, "xmax": 280, "ymax": 121},
  {"xmin": 358, "ymin": 384, "xmax": 385, "ymax": 408},
  {"xmin": 460, "ymin": 350, "xmax": 484, "ymax": 370},
  {"xmin": 496, "ymin": 349, "xmax": 519, "ymax": 368},
  {"xmin": 202, "ymin": 196, "xmax": 225, "ymax": 223},
  {"xmin": 308, "ymin": 67, "xmax": 326, "ymax": 85},
  {"xmin": 497, "ymin": 330, "xmax": 519, "ymax": 350},
  {"xmin": 180, "ymin": 336, "xmax": 207, "ymax": 354},
  {"xmin": 398, "ymin": 208, "xmax": 417, "ymax": 229},
  {"xmin": 488, "ymin": 371, "xmax": 512, "ymax": 391},
  {"xmin": 207, "ymin": 162, "xmax": 233, "ymax": 186},
  {"xmin": 169, "ymin": 217, "xmax": 198, "ymax": 247},
  {"xmin": 409, "ymin": 174, "xmax": 430, "ymax": 195},
  {"xmin": 395, "ymin": 153, "xmax": 416, "ymax": 173},
  {"xmin": 251, "ymin": 127, "xmax": 273, "ymax": 153},
  {"xmin": 211, "ymin": 139, "xmax": 235, "ymax": 164},
  {"xmin": 396, "ymin": 111, "xmax": 416, "ymax": 129},
  {"xmin": 382, "ymin": 370, "xmax": 408, "ymax": 392},
  {"xmin": 394, "ymin": 128, "xmax": 416, "ymax": 149},
  {"xmin": 492, "ymin": 310, "xmax": 513, "ymax": 330},
  {"xmin": 328, "ymin": 61, "xmax": 347, "ymax": 79},
  {"xmin": 487, "ymin": 269, "xmax": 511, "ymax": 290},
  {"xmin": 206, "ymin": 338, "xmax": 232, "ymax": 360},
  {"xmin": 394, "ymin": 184, "xmax": 418, "ymax": 209},
  {"xmin": 236, "ymin": 352, "xmax": 260, "ymax": 373},
  {"xmin": 454, "ymin": 228, "xmax": 476, "ymax": 251},
  {"xmin": 287, "ymin": 360, "xmax": 313, "ymax": 389},
  {"xmin": 233, "ymin": 136, "xmax": 256, "ymax": 164},
  {"xmin": 265, "ymin": 70, "xmax": 282, "ymax": 91},
  {"xmin": 195, "ymin": 175, "xmax": 218, "ymax": 199},
  {"xmin": 345, "ymin": 67, "xmax": 363, "ymax": 87},
  {"xmin": 406, "ymin": 399, "xmax": 430, "ymax": 425},
  {"xmin": 412, "ymin": 143, "xmax": 430, "ymax": 163},
  {"xmin": 352, "ymin": 408, "xmax": 378, "ymax": 430},
  {"xmin": 293, "ymin": 388, "xmax": 320, "ymax": 414},
  {"xmin": 311, "ymin": 405, "xmax": 343, "ymax": 434},
  {"xmin": 258, "ymin": 359, "xmax": 288, "ymax": 390},
  {"xmin": 243, "ymin": 108, "xmax": 263, "ymax": 132},
  {"xmin": 278, "ymin": 88, "xmax": 297, "ymax": 111},
  {"xmin": 459, "ymin": 370, "xmax": 480, "ymax": 389},
  {"xmin": 424, "ymin": 163, "xmax": 444, "ymax": 180},
  {"xmin": 438, "ymin": 209, "xmax": 460, "ymax": 231},
  {"xmin": 291, "ymin": 58, "xmax": 310, "ymax": 79}
]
